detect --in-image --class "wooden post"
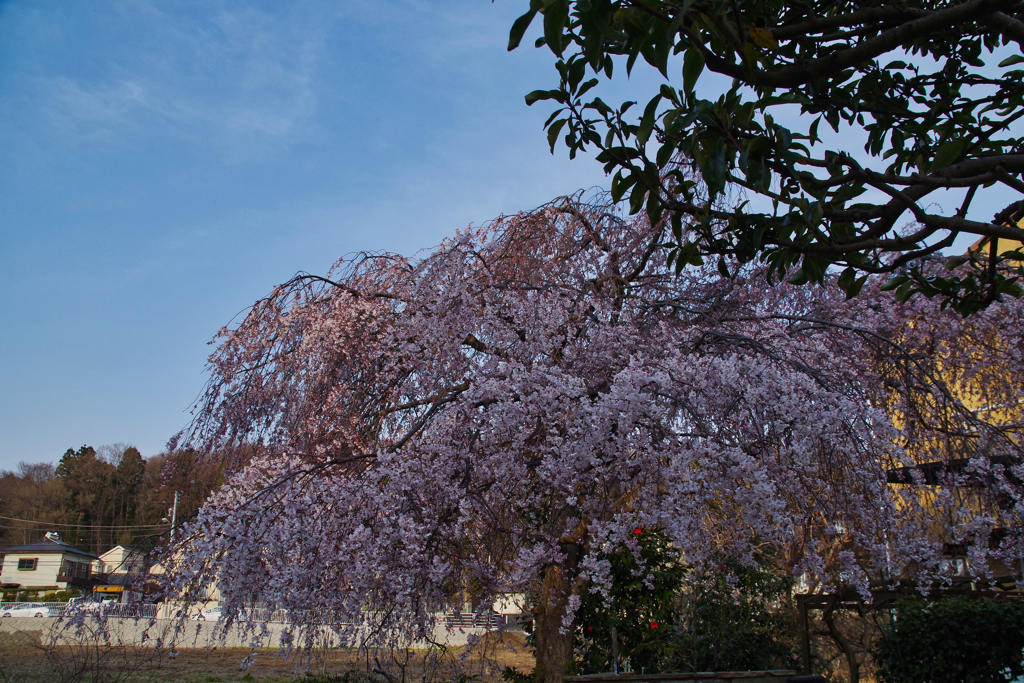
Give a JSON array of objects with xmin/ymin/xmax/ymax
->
[
  {"xmin": 611, "ymin": 626, "xmax": 620, "ymax": 674},
  {"xmin": 799, "ymin": 596, "xmax": 811, "ymax": 675}
]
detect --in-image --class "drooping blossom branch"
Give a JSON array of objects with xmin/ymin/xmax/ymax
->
[{"xmin": 164, "ymin": 193, "xmax": 1024, "ymax": 682}]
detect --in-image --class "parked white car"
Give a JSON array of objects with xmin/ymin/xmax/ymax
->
[
  {"xmin": 67, "ymin": 597, "xmax": 115, "ymax": 613},
  {"xmin": 196, "ymin": 605, "xmax": 251, "ymax": 622},
  {"xmin": 1, "ymin": 603, "xmax": 52, "ymax": 618},
  {"xmin": 196, "ymin": 605, "xmax": 222, "ymax": 621}
]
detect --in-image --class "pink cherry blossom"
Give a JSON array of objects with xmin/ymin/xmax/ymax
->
[{"xmin": 163, "ymin": 193, "xmax": 1024, "ymax": 683}]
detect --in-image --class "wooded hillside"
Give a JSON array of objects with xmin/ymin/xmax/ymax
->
[{"xmin": 0, "ymin": 445, "xmax": 229, "ymax": 556}]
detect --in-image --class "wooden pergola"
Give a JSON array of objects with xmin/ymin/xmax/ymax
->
[{"xmin": 796, "ymin": 584, "xmax": 1023, "ymax": 675}]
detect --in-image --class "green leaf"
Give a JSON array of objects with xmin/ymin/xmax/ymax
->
[
  {"xmin": 808, "ymin": 116, "xmax": 821, "ymax": 144},
  {"xmin": 628, "ymin": 178, "xmax": 648, "ymax": 215},
  {"xmin": 543, "ymin": 1, "xmax": 569, "ymax": 57},
  {"xmin": 676, "ymin": 242, "xmax": 704, "ymax": 267},
  {"xmin": 525, "ymin": 89, "xmax": 559, "ymax": 106},
  {"xmin": 646, "ymin": 191, "xmax": 663, "ymax": 225},
  {"xmin": 577, "ymin": 78, "xmax": 599, "ymax": 98},
  {"xmin": 547, "ymin": 118, "xmax": 568, "ymax": 152},
  {"xmin": 626, "ymin": 43, "xmax": 641, "ymax": 77},
  {"xmin": 824, "ymin": 109, "xmax": 840, "ymax": 133},
  {"xmin": 701, "ymin": 137, "xmax": 727, "ymax": 198},
  {"xmin": 587, "ymin": 97, "xmax": 612, "ymax": 116},
  {"xmin": 945, "ymin": 257, "xmax": 968, "ymax": 270},
  {"xmin": 787, "ymin": 268, "xmax": 809, "ymax": 286},
  {"xmin": 610, "ymin": 171, "xmax": 636, "ymax": 203},
  {"xmin": 508, "ymin": 9, "xmax": 538, "ymax": 51},
  {"xmin": 717, "ymin": 257, "xmax": 731, "ymax": 278},
  {"xmin": 683, "ymin": 49, "xmax": 705, "ymax": 95},
  {"xmin": 880, "ymin": 276, "xmax": 909, "ymax": 292},
  {"xmin": 636, "ymin": 95, "xmax": 662, "ymax": 146},
  {"xmin": 931, "ymin": 139, "xmax": 966, "ymax": 172},
  {"xmin": 656, "ymin": 141, "xmax": 675, "ymax": 168},
  {"xmin": 999, "ymin": 54, "xmax": 1024, "ymax": 67},
  {"xmin": 567, "ymin": 57, "xmax": 587, "ymax": 91},
  {"xmin": 837, "ymin": 267, "xmax": 867, "ymax": 298}
]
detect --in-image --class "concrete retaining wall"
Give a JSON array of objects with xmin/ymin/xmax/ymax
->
[
  {"xmin": 566, "ymin": 672, "xmax": 799, "ymax": 683},
  {"xmin": 0, "ymin": 616, "xmax": 491, "ymax": 649}
]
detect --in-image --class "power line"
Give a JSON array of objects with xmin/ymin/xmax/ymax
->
[
  {"xmin": 0, "ymin": 515, "xmax": 167, "ymax": 530},
  {"xmin": 0, "ymin": 525, "xmax": 161, "ymax": 536}
]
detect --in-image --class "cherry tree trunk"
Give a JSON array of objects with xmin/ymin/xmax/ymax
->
[{"xmin": 532, "ymin": 562, "xmax": 577, "ymax": 683}]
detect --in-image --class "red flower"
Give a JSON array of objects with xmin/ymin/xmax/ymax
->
[
  {"xmin": 634, "ymin": 527, "xmax": 643, "ymax": 535},
  {"xmin": 649, "ymin": 621, "xmax": 658, "ymax": 629},
  {"xmin": 586, "ymin": 626, "xmax": 594, "ymax": 633}
]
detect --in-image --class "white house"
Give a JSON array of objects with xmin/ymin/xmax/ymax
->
[
  {"xmin": 92, "ymin": 545, "xmax": 147, "ymax": 603},
  {"xmin": 94, "ymin": 545, "xmax": 145, "ymax": 575},
  {"xmin": 0, "ymin": 532, "xmax": 99, "ymax": 591},
  {"xmin": 148, "ymin": 555, "xmax": 221, "ymax": 605}
]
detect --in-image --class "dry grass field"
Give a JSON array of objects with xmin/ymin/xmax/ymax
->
[{"xmin": 0, "ymin": 629, "xmax": 535, "ymax": 683}]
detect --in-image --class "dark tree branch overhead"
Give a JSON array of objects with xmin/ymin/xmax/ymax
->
[
  {"xmin": 752, "ymin": 0, "xmax": 1023, "ymax": 88},
  {"xmin": 982, "ymin": 11, "xmax": 1024, "ymax": 49},
  {"xmin": 510, "ymin": 0, "xmax": 1024, "ymax": 314}
]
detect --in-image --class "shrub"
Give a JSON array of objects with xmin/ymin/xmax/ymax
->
[
  {"xmin": 296, "ymin": 673, "xmax": 380, "ymax": 683},
  {"xmin": 874, "ymin": 596, "xmax": 1024, "ymax": 683},
  {"xmin": 670, "ymin": 554, "xmax": 799, "ymax": 672},
  {"xmin": 571, "ymin": 540, "xmax": 798, "ymax": 674},
  {"xmin": 573, "ymin": 529, "xmax": 687, "ymax": 674}
]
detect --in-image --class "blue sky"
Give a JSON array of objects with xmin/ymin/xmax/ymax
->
[
  {"xmin": 0, "ymin": 0, "xmax": 641, "ymax": 469},
  {"xmin": 0, "ymin": 1, "xmax": 1014, "ymax": 471}
]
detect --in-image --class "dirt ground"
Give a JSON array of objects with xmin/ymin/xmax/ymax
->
[{"xmin": 0, "ymin": 629, "xmax": 535, "ymax": 683}]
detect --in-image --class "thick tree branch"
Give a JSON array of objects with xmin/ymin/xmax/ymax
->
[
  {"xmin": 979, "ymin": 10, "xmax": 1024, "ymax": 50},
  {"xmin": 735, "ymin": 0, "xmax": 1020, "ymax": 89}
]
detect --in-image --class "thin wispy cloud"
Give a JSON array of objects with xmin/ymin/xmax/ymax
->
[
  {"xmin": 0, "ymin": 0, "xmax": 617, "ymax": 467},
  {"xmin": 32, "ymin": 1, "xmax": 333, "ymax": 160},
  {"xmin": 43, "ymin": 78, "xmax": 149, "ymax": 141}
]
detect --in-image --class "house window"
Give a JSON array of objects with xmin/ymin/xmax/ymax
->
[
  {"xmin": 59, "ymin": 559, "xmax": 90, "ymax": 579},
  {"xmin": 17, "ymin": 558, "xmax": 37, "ymax": 571}
]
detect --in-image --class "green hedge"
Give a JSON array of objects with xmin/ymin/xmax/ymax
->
[{"xmin": 875, "ymin": 596, "xmax": 1024, "ymax": 683}]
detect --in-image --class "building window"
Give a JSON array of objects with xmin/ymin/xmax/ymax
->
[
  {"xmin": 17, "ymin": 558, "xmax": 37, "ymax": 571},
  {"xmin": 59, "ymin": 559, "xmax": 90, "ymax": 580}
]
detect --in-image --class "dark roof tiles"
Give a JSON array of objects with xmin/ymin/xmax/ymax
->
[{"xmin": 0, "ymin": 537, "xmax": 99, "ymax": 560}]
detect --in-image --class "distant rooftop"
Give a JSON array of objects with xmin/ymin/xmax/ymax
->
[{"xmin": 0, "ymin": 535, "xmax": 99, "ymax": 560}]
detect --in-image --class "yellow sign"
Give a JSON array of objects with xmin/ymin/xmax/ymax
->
[{"xmin": 94, "ymin": 586, "xmax": 124, "ymax": 593}]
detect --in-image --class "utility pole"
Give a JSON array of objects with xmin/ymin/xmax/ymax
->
[{"xmin": 171, "ymin": 491, "xmax": 178, "ymax": 541}]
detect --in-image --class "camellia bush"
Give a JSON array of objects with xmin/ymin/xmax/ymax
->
[
  {"xmin": 165, "ymin": 193, "xmax": 1024, "ymax": 683},
  {"xmin": 874, "ymin": 596, "xmax": 1024, "ymax": 683},
  {"xmin": 573, "ymin": 541, "xmax": 798, "ymax": 675},
  {"xmin": 573, "ymin": 528, "xmax": 686, "ymax": 674}
]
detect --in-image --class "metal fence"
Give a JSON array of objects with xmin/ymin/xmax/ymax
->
[
  {"xmin": 241, "ymin": 607, "xmax": 290, "ymax": 623},
  {"xmin": 0, "ymin": 603, "xmax": 509, "ymax": 626},
  {"xmin": 439, "ymin": 612, "xmax": 507, "ymax": 628},
  {"xmin": 0, "ymin": 602, "xmax": 159, "ymax": 618}
]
